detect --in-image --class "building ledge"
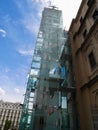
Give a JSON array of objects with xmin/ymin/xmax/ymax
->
[
  {"xmin": 81, "ymin": 75, "xmax": 98, "ymax": 90},
  {"xmin": 49, "ymin": 86, "xmax": 76, "ymax": 93}
]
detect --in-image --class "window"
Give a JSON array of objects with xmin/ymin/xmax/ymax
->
[
  {"xmin": 80, "ymin": 17, "xmax": 83, "ymax": 24},
  {"xmin": 92, "ymin": 10, "xmax": 98, "ymax": 21},
  {"xmin": 83, "ymin": 29, "xmax": 87, "ymax": 39},
  {"xmin": 88, "ymin": 51, "xmax": 96, "ymax": 69},
  {"xmin": 39, "ymin": 117, "xmax": 44, "ymax": 125},
  {"xmin": 87, "ymin": 0, "xmax": 92, "ymax": 6}
]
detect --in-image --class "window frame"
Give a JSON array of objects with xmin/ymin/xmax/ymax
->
[
  {"xmin": 88, "ymin": 51, "xmax": 97, "ymax": 70},
  {"xmin": 83, "ymin": 29, "xmax": 87, "ymax": 39},
  {"xmin": 92, "ymin": 9, "xmax": 98, "ymax": 21}
]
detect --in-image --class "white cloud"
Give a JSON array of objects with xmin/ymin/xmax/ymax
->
[
  {"xmin": 0, "ymin": 88, "xmax": 5, "ymax": 95},
  {"xmin": 15, "ymin": 0, "xmax": 48, "ymax": 35},
  {"xmin": 0, "ymin": 92, "xmax": 24, "ymax": 103},
  {"xmin": 17, "ymin": 49, "xmax": 34, "ymax": 56},
  {"xmin": 4, "ymin": 67, "xmax": 10, "ymax": 73},
  {"xmin": 17, "ymin": 44, "xmax": 34, "ymax": 56},
  {"xmin": 0, "ymin": 85, "xmax": 25, "ymax": 103},
  {"xmin": 22, "ymin": 15, "xmax": 40, "ymax": 35},
  {"xmin": 0, "ymin": 67, "xmax": 26, "ymax": 103},
  {"xmin": 50, "ymin": 0, "xmax": 82, "ymax": 30},
  {"xmin": 14, "ymin": 0, "xmax": 41, "ymax": 35},
  {"xmin": 14, "ymin": 88, "xmax": 20, "ymax": 94},
  {"xmin": 0, "ymin": 29, "xmax": 6, "ymax": 37}
]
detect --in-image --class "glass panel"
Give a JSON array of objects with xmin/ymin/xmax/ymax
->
[
  {"xmin": 31, "ymin": 62, "xmax": 41, "ymax": 69},
  {"xmin": 30, "ymin": 92, "xmax": 34, "ymax": 97},
  {"xmin": 30, "ymin": 69, "xmax": 40, "ymax": 76},
  {"xmin": 37, "ymin": 38, "xmax": 43, "ymax": 42},
  {"xmin": 33, "ymin": 55, "xmax": 41, "ymax": 62},
  {"xmin": 27, "ymin": 115, "xmax": 31, "ymax": 124},
  {"xmin": 62, "ymin": 97, "xmax": 67, "ymax": 108},
  {"xmin": 28, "ymin": 102, "xmax": 33, "ymax": 109}
]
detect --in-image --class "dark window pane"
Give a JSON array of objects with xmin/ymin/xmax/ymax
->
[
  {"xmin": 92, "ymin": 10, "xmax": 98, "ymax": 21},
  {"xmin": 88, "ymin": 52, "xmax": 96, "ymax": 69},
  {"xmin": 80, "ymin": 17, "xmax": 83, "ymax": 24},
  {"xmin": 83, "ymin": 29, "xmax": 87, "ymax": 39},
  {"xmin": 87, "ymin": 0, "xmax": 92, "ymax": 6}
]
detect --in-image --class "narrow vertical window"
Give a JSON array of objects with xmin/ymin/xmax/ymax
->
[
  {"xmin": 83, "ymin": 29, "xmax": 87, "ymax": 39},
  {"xmin": 88, "ymin": 51, "xmax": 96, "ymax": 69},
  {"xmin": 87, "ymin": 0, "xmax": 91, "ymax": 6},
  {"xmin": 92, "ymin": 10, "xmax": 98, "ymax": 21},
  {"xmin": 80, "ymin": 17, "xmax": 83, "ymax": 24}
]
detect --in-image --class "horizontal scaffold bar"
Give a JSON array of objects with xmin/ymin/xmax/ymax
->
[{"xmin": 49, "ymin": 86, "xmax": 76, "ymax": 92}]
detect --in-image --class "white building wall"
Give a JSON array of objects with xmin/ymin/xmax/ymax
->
[{"xmin": 0, "ymin": 100, "xmax": 22, "ymax": 130}]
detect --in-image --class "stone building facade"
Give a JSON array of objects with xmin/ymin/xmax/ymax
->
[
  {"xmin": 69, "ymin": 0, "xmax": 98, "ymax": 130},
  {"xmin": 0, "ymin": 100, "xmax": 22, "ymax": 130}
]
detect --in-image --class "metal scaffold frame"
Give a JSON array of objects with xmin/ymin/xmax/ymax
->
[{"xmin": 19, "ymin": 7, "xmax": 76, "ymax": 130}]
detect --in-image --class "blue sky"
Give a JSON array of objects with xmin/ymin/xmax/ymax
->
[{"xmin": 0, "ymin": 0, "xmax": 82, "ymax": 103}]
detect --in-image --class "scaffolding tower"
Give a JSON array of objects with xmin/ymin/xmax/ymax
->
[{"xmin": 19, "ymin": 7, "xmax": 69, "ymax": 130}]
